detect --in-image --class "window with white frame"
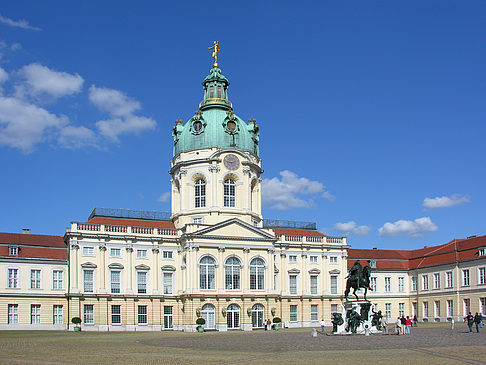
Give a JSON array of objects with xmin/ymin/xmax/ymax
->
[
  {"xmin": 223, "ymin": 179, "xmax": 236, "ymax": 207},
  {"xmin": 399, "ymin": 303, "xmax": 405, "ymax": 317},
  {"xmin": 398, "ymin": 277, "xmax": 405, "ymax": 292},
  {"xmin": 479, "ymin": 248, "xmax": 486, "ymax": 257},
  {"xmin": 370, "ymin": 277, "xmax": 377, "ymax": 292},
  {"xmin": 30, "ymin": 269, "xmax": 41, "ymax": 289},
  {"xmin": 252, "ymin": 220, "xmax": 258, "ymax": 227},
  {"xmin": 191, "ymin": 217, "xmax": 204, "ymax": 224},
  {"xmin": 433, "ymin": 273, "xmax": 440, "ymax": 289},
  {"xmin": 309, "ymin": 255, "xmax": 318, "ymax": 264},
  {"xmin": 250, "ymin": 258, "xmax": 265, "ymax": 290},
  {"xmin": 110, "ymin": 248, "xmax": 121, "ymax": 258},
  {"xmin": 310, "ymin": 275, "xmax": 318, "ymax": 295},
  {"xmin": 8, "ymin": 304, "xmax": 18, "ymax": 324},
  {"xmin": 385, "ymin": 303, "xmax": 391, "ymax": 319},
  {"xmin": 137, "ymin": 271, "xmax": 147, "ymax": 294},
  {"xmin": 200, "ymin": 256, "xmax": 216, "ymax": 290},
  {"xmin": 446, "ymin": 271, "xmax": 453, "ymax": 288},
  {"xmin": 330, "ymin": 275, "xmax": 338, "ymax": 294},
  {"xmin": 384, "ymin": 277, "xmax": 391, "ymax": 292},
  {"xmin": 111, "ymin": 305, "xmax": 121, "ymax": 325},
  {"xmin": 84, "ymin": 304, "xmax": 94, "ymax": 324},
  {"xmin": 9, "ymin": 246, "xmax": 19, "ymax": 256},
  {"xmin": 162, "ymin": 251, "xmax": 173, "ymax": 260},
  {"xmin": 83, "ymin": 269, "xmax": 94, "ymax": 293},
  {"xmin": 463, "ymin": 298, "xmax": 470, "ymax": 315},
  {"xmin": 369, "ymin": 260, "xmax": 376, "ymax": 268},
  {"xmin": 329, "ymin": 256, "xmax": 338, "ymax": 264},
  {"xmin": 411, "ymin": 276, "xmax": 417, "ymax": 291},
  {"xmin": 138, "ymin": 305, "xmax": 148, "ymax": 324},
  {"xmin": 423, "ymin": 302, "xmax": 429, "ymax": 317},
  {"xmin": 289, "ymin": 274, "xmax": 298, "ymax": 295},
  {"xmin": 82, "ymin": 246, "xmax": 95, "ymax": 256},
  {"xmin": 52, "ymin": 270, "xmax": 63, "ymax": 290},
  {"xmin": 136, "ymin": 249, "xmax": 147, "ymax": 259},
  {"xmin": 194, "ymin": 179, "xmax": 206, "ymax": 208},
  {"xmin": 289, "ymin": 255, "xmax": 297, "ymax": 263},
  {"xmin": 290, "ymin": 305, "xmax": 298, "ymax": 322},
  {"xmin": 163, "ymin": 272, "xmax": 173, "ymax": 294},
  {"xmin": 111, "ymin": 271, "xmax": 121, "ymax": 294},
  {"xmin": 31, "ymin": 304, "xmax": 41, "ymax": 324},
  {"xmin": 462, "ymin": 269, "xmax": 470, "ymax": 286},
  {"xmin": 8, "ymin": 268, "xmax": 19, "ymax": 288},
  {"xmin": 331, "ymin": 304, "xmax": 338, "ymax": 313},
  {"xmin": 225, "ymin": 257, "xmax": 240, "ymax": 290},
  {"xmin": 481, "ymin": 298, "xmax": 486, "ymax": 315},
  {"xmin": 311, "ymin": 304, "xmax": 318, "ymax": 321},
  {"xmin": 422, "ymin": 275, "xmax": 429, "ymax": 291},
  {"xmin": 53, "ymin": 305, "xmax": 63, "ymax": 325},
  {"xmin": 434, "ymin": 301, "xmax": 440, "ymax": 317},
  {"xmin": 478, "ymin": 267, "xmax": 486, "ymax": 285},
  {"xmin": 447, "ymin": 300, "xmax": 453, "ymax": 317},
  {"xmin": 164, "ymin": 306, "xmax": 173, "ymax": 329}
]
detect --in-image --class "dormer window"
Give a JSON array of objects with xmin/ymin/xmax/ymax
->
[
  {"xmin": 9, "ymin": 246, "xmax": 19, "ymax": 256},
  {"xmin": 479, "ymin": 248, "xmax": 486, "ymax": 257},
  {"xmin": 369, "ymin": 260, "xmax": 376, "ymax": 268}
]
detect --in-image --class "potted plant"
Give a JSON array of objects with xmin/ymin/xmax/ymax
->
[
  {"xmin": 272, "ymin": 317, "xmax": 281, "ymax": 330},
  {"xmin": 195, "ymin": 317, "xmax": 205, "ymax": 333},
  {"xmin": 71, "ymin": 317, "xmax": 82, "ymax": 332}
]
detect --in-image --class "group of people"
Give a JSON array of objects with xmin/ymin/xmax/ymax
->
[
  {"xmin": 395, "ymin": 315, "xmax": 413, "ymax": 335},
  {"xmin": 464, "ymin": 312, "xmax": 483, "ymax": 333}
]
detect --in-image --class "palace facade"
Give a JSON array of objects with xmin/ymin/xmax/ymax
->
[{"xmin": 1, "ymin": 60, "xmax": 485, "ymax": 331}]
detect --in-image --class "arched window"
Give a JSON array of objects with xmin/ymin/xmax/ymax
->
[
  {"xmin": 195, "ymin": 179, "xmax": 206, "ymax": 208},
  {"xmin": 225, "ymin": 257, "xmax": 241, "ymax": 290},
  {"xmin": 199, "ymin": 256, "xmax": 216, "ymax": 290},
  {"xmin": 251, "ymin": 304, "xmax": 264, "ymax": 329},
  {"xmin": 224, "ymin": 179, "xmax": 236, "ymax": 207},
  {"xmin": 201, "ymin": 304, "xmax": 215, "ymax": 329},
  {"xmin": 227, "ymin": 304, "xmax": 240, "ymax": 329},
  {"xmin": 250, "ymin": 258, "xmax": 265, "ymax": 290}
]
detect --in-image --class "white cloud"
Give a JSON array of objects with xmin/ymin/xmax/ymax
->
[
  {"xmin": 157, "ymin": 192, "xmax": 171, "ymax": 203},
  {"xmin": 89, "ymin": 85, "xmax": 140, "ymax": 117},
  {"xmin": 96, "ymin": 115, "xmax": 156, "ymax": 142},
  {"xmin": 378, "ymin": 216, "xmax": 438, "ymax": 238},
  {"xmin": 17, "ymin": 63, "xmax": 83, "ymax": 99},
  {"xmin": 423, "ymin": 194, "xmax": 470, "ymax": 210},
  {"xmin": 0, "ymin": 67, "xmax": 8, "ymax": 85},
  {"xmin": 334, "ymin": 221, "xmax": 371, "ymax": 236},
  {"xmin": 262, "ymin": 170, "xmax": 333, "ymax": 210},
  {"xmin": 0, "ymin": 96, "xmax": 68, "ymax": 152},
  {"xmin": 58, "ymin": 126, "xmax": 98, "ymax": 149},
  {"xmin": 0, "ymin": 14, "xmax": 41, "ymax": 31}
]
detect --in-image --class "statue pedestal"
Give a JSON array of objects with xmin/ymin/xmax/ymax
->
[{"xmin": 333, "ymin": 301, "xmax": 381, "ymax": 335}]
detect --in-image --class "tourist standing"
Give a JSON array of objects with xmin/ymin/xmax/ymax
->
[
  {"xmin": 405, "ymin": 316, "xmax": 412, "ymax": 334},
  {"xmin": 395, "ymin": 317, "xmax": 402, "ymax": 335},
  {"xmin": 451, "ymin": 318, "xmax": 455, "ymax": 329},
  {"xmin": 400, "ymin": 316, "xmax": 406, "ymax": 334},
  {"xmin": 465, "ymin": 312, "xmax": 474, "ymax": 332},
  {"xmin": 413, "ymin": 314, "xmax": 418, "ymax": 327},
  {"xmin": 381, "ymin": 315, "xmax": 388, "ymax": 334},
  {"xmin": 320, "ymin": 319, "xmax": 325, "ymax": 333},
  {"xmin": 474, "ymin": 313, "xmax": 481, "ymax": 333}
]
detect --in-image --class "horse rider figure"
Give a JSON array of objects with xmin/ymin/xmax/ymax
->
[
  {"xmin": 344, "ymin": 259, "xmax": 371, "ymax": 301},
  {"xmin": 348, "ymin": 260, "xmax": 363, "ymax": 288}
]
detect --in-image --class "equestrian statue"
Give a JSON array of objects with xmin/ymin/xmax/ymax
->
[{"xmin": 344, "ymin": 260, "xmax": 372, "ymax": 301}]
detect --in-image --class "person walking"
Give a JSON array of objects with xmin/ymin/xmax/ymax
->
[
  {"xmin": 413, "ymin": 314, "xmax": 418, "ymax": 327},
  {"xmin": 320, "ymin": 319, "xmax": 326, "ymax": 333},
  {"xmin": 405, "ymin": 316, "xmax": 412, "ymax": 334},
  {"xmin": 465, "ymin": 312, "xmax": 474, "ymax": 332},
  {"xmin": 474, "ymin": 313, "xmax": 481, "ymax": 333}
]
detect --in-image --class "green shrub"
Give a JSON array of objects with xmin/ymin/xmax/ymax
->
[
  {"xmin": 196, "ymin": 317, "xmax": 206, "ymax": 325},
  {"xmin": 273, "ymin": 317, "xmax": 281, "ymax": 323}
]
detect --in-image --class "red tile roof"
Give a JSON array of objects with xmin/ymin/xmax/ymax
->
[
  {"xmin": 0, "ymin": 232, "xmax": 67, "ymax": 260},
  {"xmin": 274, "ymin": 228, "xmax": 325, "ymax": 237},
  {"xmin": 87, "ymin": 217, "xmax": 175, "ymax": 229},
  {"xmin": 0, "ymin": 232, "xmax": 65, "ymax": 248}
]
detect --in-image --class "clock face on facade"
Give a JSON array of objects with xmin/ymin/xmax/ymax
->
[{"xmin": 223, "ymin": 154, "xmax": 240, "ymax": 170}]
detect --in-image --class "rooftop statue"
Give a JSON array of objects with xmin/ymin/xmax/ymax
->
[
  {"xmin": 209, "ymin": 41, "xmax": 220, "ymax": 68},
  {"xmin": 344, "ymin": 259, "xmax": 371, "ymax": 301}
]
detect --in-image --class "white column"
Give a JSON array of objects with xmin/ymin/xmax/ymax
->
[{"xmin": 152, "ymin": 248, "xmax": 160, "ymax": 294}]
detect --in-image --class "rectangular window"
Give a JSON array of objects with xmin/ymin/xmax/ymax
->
[
  {"xmin": 30, "ymin": 269, "xmax": 41, "ymax": 289},
  {"xmin": 370, "ymin": 277, "xmax": 377, "ymax": 292},
  {"xmin": 423, "ymin": 302, "xmax": 429, "ymax": 317},
  {"xmin": 330, "ymin": 275, "xmax": 338, "ymax": 294},
  {"xmin": 462, "ymin": 269, "xmax": 470, "ymax": 286},
  {"xmin": 31, "ymin": 304, "xmax": 41, "ymax": 324},
  {"xmin": 289, "ymin": 255, "xmax": 297, "ymax": 263},
  {"xmin": 289, "ymin": 305, "xmax": 298, "ymax": 322},
  {"xmin": 310, "ymin": 275, "xmax": 318, "ymax": 295},
  {"xmin": 111, "ymin": 271, "xmax": 121, "ymax": 294},
  {"xmin": 422, "ymin": 275, "xmax": 429, "ymax": 291},
  {"xmin": 8, "ymin": 268, "xmax": 19, "ymax": 288},
  {"xmin": 369, "ymin": 260, "xmax": 376, "ymax": 268},
  {"xmin": 136, "ymin": 249, "xmax": 147, "ymax": 259},
  {"xmin": 411, "ymin": 276, "xmax": 417, "ymax": 291},
  {"xmin": 110, "ymin": 248, "xmax": 121, "ymax": 258},
  {"xmin": 480, "ymin": 298, "xmax": 486, "ymax": 316},
  {"xmin": 311, "ymin": 304, "xmax": 318, "ymax": 321},
  {"xmin": 9, "ymin": 246, "xmax": 19, "ymax": 256},
  {"xmin": 138, "ymin": 305, "xmax": 148, "ymax": 325},
  {"xmin": 53, "ymin": 305, "xmax": 63, "ymax": 325},
  {"xmin": 83, "ymin": 270, "xmax": 94, "ymax": 293},
  {"xmin": 385, "ymin": 303, "xmax": 391, "ymax": 319},
  {"xmin": 191, "ymin": 217, "xmax": 204, "ymax": 224},
  {"xmin": 446, "ymin": 271, "xmax": 453, "ymax": 288},
  {"xmin": 82, "ymin": 246, "xmax": 95, "ymax": 256},
  {"xmin": 289, "ymin": 274, "xmax": 298, "ymax": 295},
  {"xmin": 52, "ymin": 270, "xmax": 63, "ymax": 290},
  {"xmin": 433, "ymin": 273, "xmax": 440, "ymax": 289},
  {"xmin": 84, "ymin": 304, "xmax": 94, "ymax": 324},
  {"xmin": 478, "ymin": 267, "xmax": 486, "ymax": 285},
  {"xmin": 162, "ymin": 251, "xmax": 173, "ymax": 260},
  {"xmin": 309, "ymin": 256, "xmax": 318, "ymax": 264},
  {"xmin": 463, "ymin": 298, "xmax": 470, "ymax": 315},
  {"xmin": 479, "ymin": 248, "xmax": 486, "ymax": 257},
  {"xmin": 331, "ymin": 304, "xmax": 338, "ymax": 314},
  {"xmin": 8, "ymin": 304, "xmax": 18, "ymax": 324},
  {"xmin": 164, "ymin": 306, "xmax": 173, "ymax": 329},
  {"xmin": 434, "ymin": 301, "xmax": 440, "ymax": 317},
  {"xmin": 137, "ymin": 271, "xmax": 147, "ymax": 294},
  {"xmin": 447, "ymin": 300, "xmax": 453, "ymax": 317},
  {"xmin": 384, "ymin": 277, "xmax": 391, "ymax": 292},
  {"xmin": 398, "ymin": 277, "xmax": 404, "ymax": 292},
  {"xmin": 163, "ymin": 272, "xmax": 173, "ymax": 294},
  {"xmin": 329, "ymin": 256, "xmax": 338, "ymax": 264},
  {"xmin": 399, "ymin": 303, "xmax": 404, "ymax": 317},
  {"xmin": 111, "ymin": 305, "xmax": 121, "ymax": 325}
]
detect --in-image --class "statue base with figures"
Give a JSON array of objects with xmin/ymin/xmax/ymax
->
[{"xmin": 331, "ymin": 301, "xmax": 383, "ymax": 335}]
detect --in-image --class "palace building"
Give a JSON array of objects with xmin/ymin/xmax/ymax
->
[{"xmin": 1, "ymin": 57, "xmax": 485, "ymax": 331}]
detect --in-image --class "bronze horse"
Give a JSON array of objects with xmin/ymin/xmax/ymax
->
[{"xmin": 344, "ymin": 265, "xmax": 371, "ymax": 301}]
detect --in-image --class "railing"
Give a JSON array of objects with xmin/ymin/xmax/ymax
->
[
  {"xmin": 76, "ymin": 223, "xmax": 100, "ymax": 231},
  {"xmin": 306, "ymin": 236, "xmax": 323, "ymax": 243},
  {"xmin": 132, "ymin": 226, "xmax": 153, "ymax": 234},
  {"xmin": 158, "ymin": 228, "xmax": 177, "ymax": 236},
  {"xmin": 285, "ymin": 235, "xmax": 303, "ymax": 242},
  {"xmin": 275, "ymin": 234, "xmax": 343, "ymax": 244},
  {"xmin": 326, "ymin": 237, "xmax": 343, "ymax": 243},
  {"xmin": 263, "ymin": 219, "xmax": 316, "ymax": 230},
  {"xmin": 74, "ymin": 223, "xmax": 177, "ymax": 236},
  {"xmin": 105, "ymin": 225, "xmax": 127, "ymax": 233},
  {"xmin": 89, "ymin": 207, "xmax": 171, "ymax": 221}
]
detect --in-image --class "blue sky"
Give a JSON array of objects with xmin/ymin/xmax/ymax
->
[{"xmin": 0, "ymin": 1, "xmax": 484, "ymax": 250}]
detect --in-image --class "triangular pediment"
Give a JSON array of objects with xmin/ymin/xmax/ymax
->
[{"xmin": 189, "ymin": 218, "xmax": 275, "ymax": 242}]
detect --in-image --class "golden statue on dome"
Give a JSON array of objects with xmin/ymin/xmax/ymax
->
[{"xmin": 209, "ymin": 41, "xmax": 220, "ymax": 68}]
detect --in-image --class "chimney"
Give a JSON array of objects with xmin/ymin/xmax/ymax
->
[{"xmin": 22, "ymin": 228, "xmax": 31, "ymax": 234}]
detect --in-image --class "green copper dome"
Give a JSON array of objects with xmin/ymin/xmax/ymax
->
[{"xmin": 172, "ymin": 67, "xmax": 259, "ymax": 157}]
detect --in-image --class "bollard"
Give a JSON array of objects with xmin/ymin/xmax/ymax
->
[
  {"xmin": 312, "ymin": 328, "xmax": 317, "ymax": 337},
  {"xmin": 364, "ymin": 324, "xmax": 370, "ymax": 336}
]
